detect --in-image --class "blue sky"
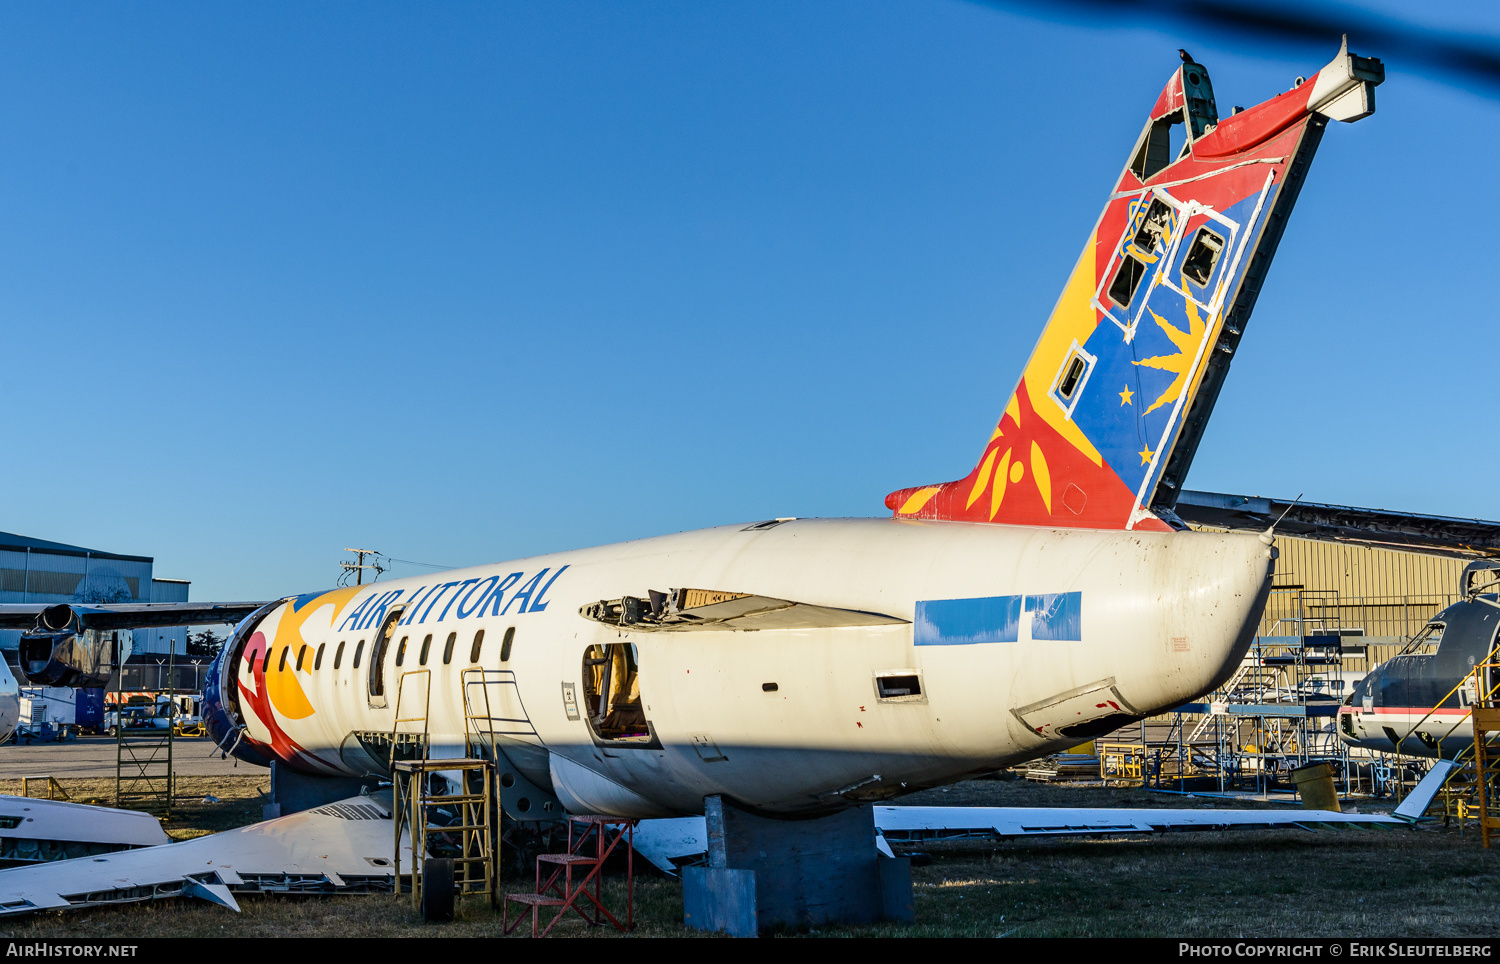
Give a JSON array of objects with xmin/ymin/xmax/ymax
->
[{"xmin": 2, "ymin": 2, "xmax": 1496, "ymax": 599}]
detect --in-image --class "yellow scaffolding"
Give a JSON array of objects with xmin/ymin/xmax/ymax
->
[{"xmin": 392, "ymin": 758, "xmax": 498, "ymax": 920}]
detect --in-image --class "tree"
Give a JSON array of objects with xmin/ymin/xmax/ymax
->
[
  {"xmin": 187, "ymin": 630, "xmax": 224, "ymax": 659},
  {"xmin": 79, "ymin": 586, "xmax": 133, "ymax": 604}
]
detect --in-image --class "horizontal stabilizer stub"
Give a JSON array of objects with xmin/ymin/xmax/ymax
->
[{"xmin": 580, "ymin": 588, "xmax": 908, "ymax": 633}]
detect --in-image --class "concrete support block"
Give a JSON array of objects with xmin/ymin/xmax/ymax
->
[
  {"xmin": 685, "ymin": 794, "xmax": 915, "ymax": 934},
  {"xmin": 269, "ymin": 760, "xmax": 381, "ymax": 816},
  {"xmin": 879, "ymin": 855, "xmax": 915, "ymax": 923},
  {"xmin": 683, "ymin": 866, "xmax": 757, "ymax": 937}
]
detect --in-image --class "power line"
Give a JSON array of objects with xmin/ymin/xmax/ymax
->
[
  {"xmin": 383, "ymin": 556, "xmax": 455, "ymax": 570},
  {"xmin": 337, "ymin": 548, "xmax": 386, "ymax": 586}
]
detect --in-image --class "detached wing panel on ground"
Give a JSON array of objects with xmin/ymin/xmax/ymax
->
[
  {"xmin": 0, "ymin": 797, "xmax": 168, "ymax": 866},
  {"xmin": 871, "ymin": 805, "xmax": 1403, "ymax": 841},
  {"xmin": 0, "ymin": 795, "xmax": 405, "ymax": 917},
  {"xmin": 633, "ymin": 803, "xmax": 1408, "ymax": 874}
]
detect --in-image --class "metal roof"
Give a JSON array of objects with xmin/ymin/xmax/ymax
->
[
  {"xmin": 1175, "ymin": 490, "xmax": 1500, "ymax": 560},
  {"xmin": 0, "ymin": 532, "xmax": 152, "ymax": 564}
]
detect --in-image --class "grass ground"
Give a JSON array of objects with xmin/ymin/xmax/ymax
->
[{"xmin": 1, "ymin": 775, "xmax": 1498, "ymax": 938}]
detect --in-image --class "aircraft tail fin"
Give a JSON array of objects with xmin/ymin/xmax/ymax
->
[{"xmin": 888, "ymin": 44, "xmax": 1382, "ymax": 530}]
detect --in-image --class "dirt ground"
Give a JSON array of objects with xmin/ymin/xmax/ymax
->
[{"xmin": 1, "ymin": 775, "xmax": 1498, "ymax": 938}]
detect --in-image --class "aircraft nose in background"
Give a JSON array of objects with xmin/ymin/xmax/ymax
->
[{"xmin": 0, "ymin": 659, "xmax": 20, "ymax": 744}]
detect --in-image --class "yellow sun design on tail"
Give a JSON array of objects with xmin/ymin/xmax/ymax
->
[{"xmin": 1132, "ymin": 299, "xmax": 1209, "ymax": 415}]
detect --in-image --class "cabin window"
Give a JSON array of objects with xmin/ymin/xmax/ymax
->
[
  {"xmin": 296, "ymin": 645, "xmax": 307, "ymax": 671},
  {"xmin": 442, "ymin": 632, "xmax": 457, "ymax": 665},
  {"xmin": 1049, "ymin": 342, "xmax": 1097, "ymax": 417},
  {"xmin": 1108, "ymin": 254, "xmax": 1148, "ymax": 308},
  {"xmin": 418, "ymin": 634, "xmax": 432, "ymax": 666},
  {"xmin": 396, "ymin": 636, "xmax": 408, "ymax": 667},
  {"xmin": 314, "ymin": 643, "xmax": 325, "ymax": 671},
  {"xmin": 581, "ymin": 642, "xmax": 654, "ymax": 744},
  {"xmin": 333, "ymin": 641, "xmax": 345, "ymax": 670},
  {"xmin": 278, "ymin": 648, "xmax": 289, "ymax": 672},
  {"xmin": 875, "ymin": 671, "xmax": 925, "ymax": 703},
  {"xmin": 1058, "ymin": 355, "xmax": 1086, "ymax": 399},
  {"xmin": 500, "ymin": 627, "xmax": 515, "ymax": 662},
  {"xmin": 469, "ymin": 629, "xmax": 485, "ymax": 663},
  {"xmin": 1129, "ymin": 115, "xmax": 1181, "ymax": 181},
  {"xmin": 762, "ymin": 682, "xmax": 779, "ymax": 692},
  {"xmin": 352, "ymin": 640, "xmax": 365, "ymax": 669},
  {"xmin": 1400, "ymin": 622, "xmax": 1444, "ymax": 656},
  {"xmin": 1181, "ymin": 228, "xmax": 1224, "ymax": 286}
]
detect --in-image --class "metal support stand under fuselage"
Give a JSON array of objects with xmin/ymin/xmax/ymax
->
[{"xmin": 683, "ymin": 794, "xmax": 914, "ymax": 937}]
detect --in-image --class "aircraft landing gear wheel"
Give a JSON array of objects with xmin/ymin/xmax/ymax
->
[{"xmin": 421, "ymin": 857, "xmax": 455, "ymax": 923}]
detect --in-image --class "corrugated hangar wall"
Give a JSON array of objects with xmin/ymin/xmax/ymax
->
[{"xmin": 1191, "ymin": 527, "xmax": 1465, "ymax": 662}]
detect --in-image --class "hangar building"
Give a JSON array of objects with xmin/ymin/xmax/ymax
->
[{"xmin": 0, "ymin": 531, "xmax": 191, "ymax": 657}]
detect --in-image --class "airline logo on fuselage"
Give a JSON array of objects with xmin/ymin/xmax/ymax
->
[
  {"xmin": 335, "ymin": 566, "xmax": 570, "ymax": 634},
  {"xmin": 914, "ymin": 592, "xmax": 1081, "ymax": 645}
]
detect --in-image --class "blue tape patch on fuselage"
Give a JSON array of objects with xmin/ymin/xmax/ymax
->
[
  {"xmin": 915, "ymin": 596, "xmax": 1022, "ymax": 645},
  {"xmin": 1025, "ymin": 592, "xmax": 1081, "ymax": 641},
  {"xmin": 915, "ymin": 592, "xmax": 1081, "ymax": 645}
]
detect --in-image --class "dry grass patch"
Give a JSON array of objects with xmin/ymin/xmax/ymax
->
[{"xmin": 0, "ymin": 777, "xmax": 1496, "ymax": 937}]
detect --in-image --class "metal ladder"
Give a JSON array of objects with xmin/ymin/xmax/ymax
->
[
  {"xmin": 1469, "ymin": 658, "xmax": 1500, "ymax": 847},
  {"xmin": 388, "ymin": 668, "xmax": 499, "ymax": 919},
  {"xmin": 113, "ymin": 653, "xmax": 175, "ymax": 818},
  {"xmin": 391, "ymin": 757, "xmax": 498, "ymax": 920}
]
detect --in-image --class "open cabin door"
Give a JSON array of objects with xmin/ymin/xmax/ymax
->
[
  {"xmin": 581, "ymin": 642, "xmax": 657, "ymax": 747},
  {"xmin": 366, "ymin": 608, "xmax": 402, "ymax": 709}
]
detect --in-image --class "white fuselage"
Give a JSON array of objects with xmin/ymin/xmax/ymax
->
[
  {"xmin": 0, "ymin": 659, "xmax": 17, "ymax": 744},
  {"xmin": 227, "ymin": 518, "xmax": 1275, "ymax": 816}
]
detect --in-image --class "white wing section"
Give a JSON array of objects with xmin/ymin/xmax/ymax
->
[
  {"xmin": 871, "ymin": 806, "xmax": 1404, "ymax": 841},
  {"xmin": 1393, "ymin": 760, "xmax": 1458, "ymax": 822},
  {"xmin": 632, "ymin": 805, "xmax": 1406, "ymax": 875},
  {"xmin": 0, "ymin": 795, "xmax": 406, "ymax": 917}
]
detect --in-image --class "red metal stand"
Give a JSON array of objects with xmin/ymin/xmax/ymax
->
[{"xmin": 502, "ymin": 815, "xmax": 634, "ymax": 937}]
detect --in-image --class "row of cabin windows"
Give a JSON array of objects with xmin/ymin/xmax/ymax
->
[{"xmin": 249, "ymin": 626, "xmax": 517, "ymax": 675}]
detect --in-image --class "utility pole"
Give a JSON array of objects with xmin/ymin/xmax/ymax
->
[{"xmin": 339, "ymin": 548, "xmax": 385, "ymax": 586}]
